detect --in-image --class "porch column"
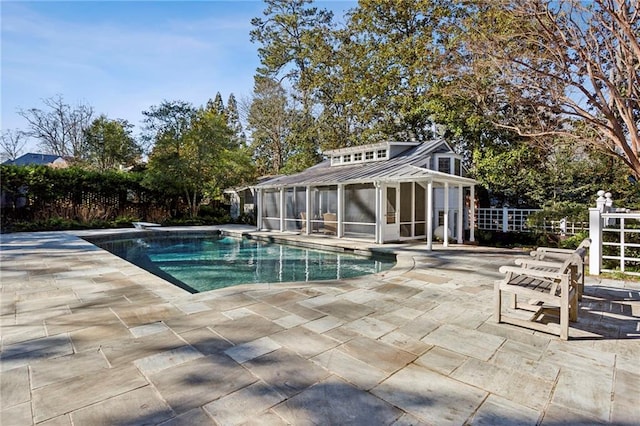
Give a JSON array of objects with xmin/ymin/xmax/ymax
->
[
  {"xmin": 375, "ymin": 182, "xmax": 383, "ymax": 244},
  {"xmin": 469, "ymin": 185, "xmax": 476, "ymax": 242},
  {"xmin": 426, "ymin": 180, "xmax": 433, "ymax": 250},
  {"xmin": 443, "ymin": 182, "xmax": 449, "ymax": 247},
  {"xmin": 457, "ymin": 184, "xmax": 464, "ymax": 244},
  {"xmin": 256, "ymin": 188, "xmax": 262, "ymax": 230},
  {"xmin": 305, "ymin": 186, "xmax": 311, "ymax": 235},
  {"xmin": 279, "ymin": 187, "xmax": 285, "ymax": 232},
  {"xmin": 337, "ymin": 183, "xmax": 344, "ymax": 238}
]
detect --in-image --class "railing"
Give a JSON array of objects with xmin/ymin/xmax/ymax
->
[
  {"xmin": 590, "ymin": 210, "xmax": 640, "ymax": 276},
  {"xmin": 476, "ymin": 207, "xmax": 540, "ymax": 232},
  {"xmin": 475, "ymin": 207, "xmax": 587, "ymax": 235}
]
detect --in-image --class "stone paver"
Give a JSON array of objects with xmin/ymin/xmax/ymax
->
[
  {"xmin": 1, "ymin": 227, "xmax": 638, "ymax": 425},
  {"xmin": 372, "ymin": 363, "xmax": 487, "ymax": 425}
]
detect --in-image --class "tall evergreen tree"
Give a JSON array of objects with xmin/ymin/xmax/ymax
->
[
  {"xmin": 247, "ymin": 77, "xmax": 292, "ymax": 175},
  {"xmin": 226, "ymin": 93, "xmax": 246, "ymax": 146},
  {"xmin": 250, "ymin": 0, "xmax": 332, "ymax": 172}
]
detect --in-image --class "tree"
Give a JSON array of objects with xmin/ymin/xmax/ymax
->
[
  {"xmin": 206, "ymin": 92, "xmax": 226, "ymax": 117},
  {"xmin": 463, "ymin": 0, "xmax": 640, "ymax": 176},
  {"xmin": 250, "ymin": 0, "xmax": 333, "ymax": 172},
  {"xmin": 84, "ymin": 115, "xmax": 141, "ymax": 171},
  {"xmin": 0, "ymin": 129, "xmax": 27, "ymax": 162},
  {"xmin": 247, "ymin": 77, "xmax": 292, "ymax": 175},
  {"xmin": 143, "ymin": 101, "xmax": 254, "ymax": 217},
  {"xmin": 226, "ymin": 93, "xmax": 246, "ymax": 146},
  {"xmin": 18, "ymin": 94, "xmax": 94, "ymax": 158}
]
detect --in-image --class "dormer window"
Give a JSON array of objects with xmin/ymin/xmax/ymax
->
[
  {"xmin": 354, "ymin": 153, "xmax": 362, "ymax": 162},
  {"xmin": 343, "ymin": 154, "xmax": 352, "ymax": 163},
  {"xmin": 438, "ymin": 157, "xmax": 450, "ymax": 173},
  {"xmin": 377, "ymin": 149, "xmax": 387, "ymax": 159},
  {"xmin": 365, "ymin": 151, "xmax": 374, "ymax": 160},
  {"xmin": 331, "ymin": 156, "xmax": 341, "ymax": 165}
]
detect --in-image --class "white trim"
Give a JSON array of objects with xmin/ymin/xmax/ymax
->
[
  {"xmin": 457, "ymin": 184, "xmax": 464, "ymax": 244},
  {"xmin": 426, "ymin": 180, "xmax": 433, "ymax": 250},
  {"xmin": 443, "ymin": 182, "xmax": 449, "ymax": 248},
  {"xmin": 470, "ymin": 185, "xmax": 475, "ymax": 242}
]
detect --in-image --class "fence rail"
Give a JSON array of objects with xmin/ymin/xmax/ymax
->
[
  {"xmin": 475, "ymin": 207, "xmax": 586, "ymax": 235},
  {"xmin": 593, "ymin": 211, "xmax": 640, "ymax": 276}
]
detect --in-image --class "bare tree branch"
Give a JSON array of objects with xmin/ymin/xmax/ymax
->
[
  {"xmin": 0, "ymin": 129, "xmax": 28, "ymax": 162},
  {"xmin": 471, "ymin": 0, "xmax": 640, "ymax": 175}
]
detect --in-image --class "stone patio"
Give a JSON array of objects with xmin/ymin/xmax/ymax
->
[{"xmin": 1, "ymin": 226, "xmax": 639, "ymax": 425}]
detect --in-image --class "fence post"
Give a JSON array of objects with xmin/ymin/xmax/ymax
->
[
  {"xmin": 589, "ymin": 207, "xmax": 602, "ymax": 275},
  {"xmin": 502, "ymin": 206, "xmax": 509, "ymax": 232}
]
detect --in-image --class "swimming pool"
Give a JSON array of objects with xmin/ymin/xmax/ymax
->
[{"xmin": 90, "ymin": 233, "xmax": 396, "ymax": 293}]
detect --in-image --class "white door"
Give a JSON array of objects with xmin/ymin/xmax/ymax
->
[{"xmin": 383, "ymin": 184, "xmax": 400, "ymax": 242}]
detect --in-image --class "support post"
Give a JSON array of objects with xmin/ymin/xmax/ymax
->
[
  {"xmin": 337, "ymin": 183, "xmax": 344, "ymax": 238},
  {"xmin": 426, "ymin": 180, "xmax": 433, "ymax": 250},
  {"xmin": 375, "ymin": 182, "xmax": 382, "ymax": 244},
  {"xmin": 457, "ymin": 184, "xmax": 464, "ymax": 244},
  {"xmin": 589, "ymin": 207, "xmax": 602, "ymax": 275},
  {"xmin": 502, "ymin": 206, "xmax": 509, "ymax": 232},
  {"xmin": 444, "ymin": 182, "xmax": 449, "ymax": 247},
  {"xmin": 256, "ymin": 188, "xmax": 262, "ymax": 230},
  {"xmin": 305, "ymin": 186, "xmax": 311, "ymax": 235},
  {"xmin": 469, "ymin": 185, "xmax": 476, "ymax": 242},
  {"xmin": 279, "ymin": 187, "xmax": 285, "ymax": 232}
]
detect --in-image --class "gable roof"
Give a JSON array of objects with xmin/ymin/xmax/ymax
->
[
  {"xmin": 254, "ymin": 139, "xmax": 476, "ymax": 188},
  {"xmin": 2, "ymin": 153, "xmax": 65, "ymax": 166}
]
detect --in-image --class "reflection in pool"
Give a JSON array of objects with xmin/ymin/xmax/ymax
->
[{"xmin": 90, "ymin": 233, "xmax": 395, "ymax": 293}]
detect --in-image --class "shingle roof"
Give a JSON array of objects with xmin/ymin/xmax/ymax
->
[
  {"xmin": 254, "ymin": 139, "xmax": 476, "ymax": 188},
  {"xmin": 2, "ymin": 153, "xmax": 64, "ymax": 166}
]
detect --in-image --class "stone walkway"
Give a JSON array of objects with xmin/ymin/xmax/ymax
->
[{"xmin": 1, "ymin": 227, "xmax": 639, "ymax": 425}]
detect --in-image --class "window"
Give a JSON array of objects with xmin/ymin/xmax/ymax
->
[
  {"xmin": 438, "ymin": 157, "xmax": 451, "ymax": 173},
  {"xmin": 354, "ymin": 152, "xmax": 362, "ymax": 161},
  {"xmin": 331, "ymin": 156, "xmax": 341, "ymax": 165},
  {"xmin": 454, "ymin": 158, "xmax": 461, "ymax": 176},
  {"xmin": 377, "ymin": 149, "xmax": 387, "ymax": 159},
  {"xmin": 365, "ymin": 151, "xmax": 374, "ymax": 160},
  {"xmin": 343, "ymin": 154, "xmax": 352, "ymax": 163}
]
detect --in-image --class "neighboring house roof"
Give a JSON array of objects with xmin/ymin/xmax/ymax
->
[
  {"xmin": 2, "ymin": 153, "xmax": 67, "ymax": 166},
  {"xmin": 254, "ymin": 139, "xmax": 476, "ymax": 188}
]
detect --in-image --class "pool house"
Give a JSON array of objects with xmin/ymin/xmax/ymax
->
[{"xmin": 253, "ymin": 139, "xmax": 477, "ymax": 248}]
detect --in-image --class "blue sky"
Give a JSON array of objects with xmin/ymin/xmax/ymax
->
[{"xmin": 1, "ymin": 0, "xmax": 355, "ymax": 152}]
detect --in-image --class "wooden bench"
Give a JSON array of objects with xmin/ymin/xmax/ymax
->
[
  {"xmin": 494, "ymin": 249, "xmax": 584, "ymax": 340},
  {"xmin": 527, "ymin": 238, "xmax": 590, "ymax": 300}
]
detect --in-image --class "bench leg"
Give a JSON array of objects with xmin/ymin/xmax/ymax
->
[
  {"xmin": 570, "ymin": 289, "xmax": 578, "ymax": 322},
  {"xmin": 494, "ymin": 281, "xmax": 502, "ymax": 323},
  {"xmin": 560, "ymin": 282, "xmax": 569, "ymax": 340}
]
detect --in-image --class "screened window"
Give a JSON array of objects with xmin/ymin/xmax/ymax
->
[
  {"xmin": 343, "ymin": 183, "xmax": 375, "ymax": 238},
  {"xmin": 262, "ymin": 189, "xmax": 280, "ymax": 230},
  {"xmin": 344, "ymin": 184, "xmax": 375, "ymax": 223},
  {"xmin": 438, "ymin": 157, "xmax": 451, "ymax": 173}
]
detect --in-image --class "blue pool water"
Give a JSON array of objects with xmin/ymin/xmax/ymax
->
[{"xmin": 91, "ymin": 233, "xmax": 395, "ymax": 293}]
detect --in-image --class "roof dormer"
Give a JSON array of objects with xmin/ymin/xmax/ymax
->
[{"xmin": 326, "ymin": 141, "xmax": 419, "ymax": 167}]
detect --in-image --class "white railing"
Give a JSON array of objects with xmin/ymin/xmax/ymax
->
[
  {"xmin": 476, "ymin": 207, "xmax": 587, "ymax": 235},
  {"xmin": 476, "ymin": 207, "xmax": 540, "ymax": 232},
  {"xmin": 589, "ymin": 209, "xmax": 640, "ymax": 276}
]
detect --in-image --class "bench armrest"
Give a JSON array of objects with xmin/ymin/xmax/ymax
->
[
  {"xmin": 498, "ymin": 265, "xmax": 565, "ymax": 280},
  {"xmin": 515, "ymin": 259, "xmax": 564, "ymax": 268}
]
